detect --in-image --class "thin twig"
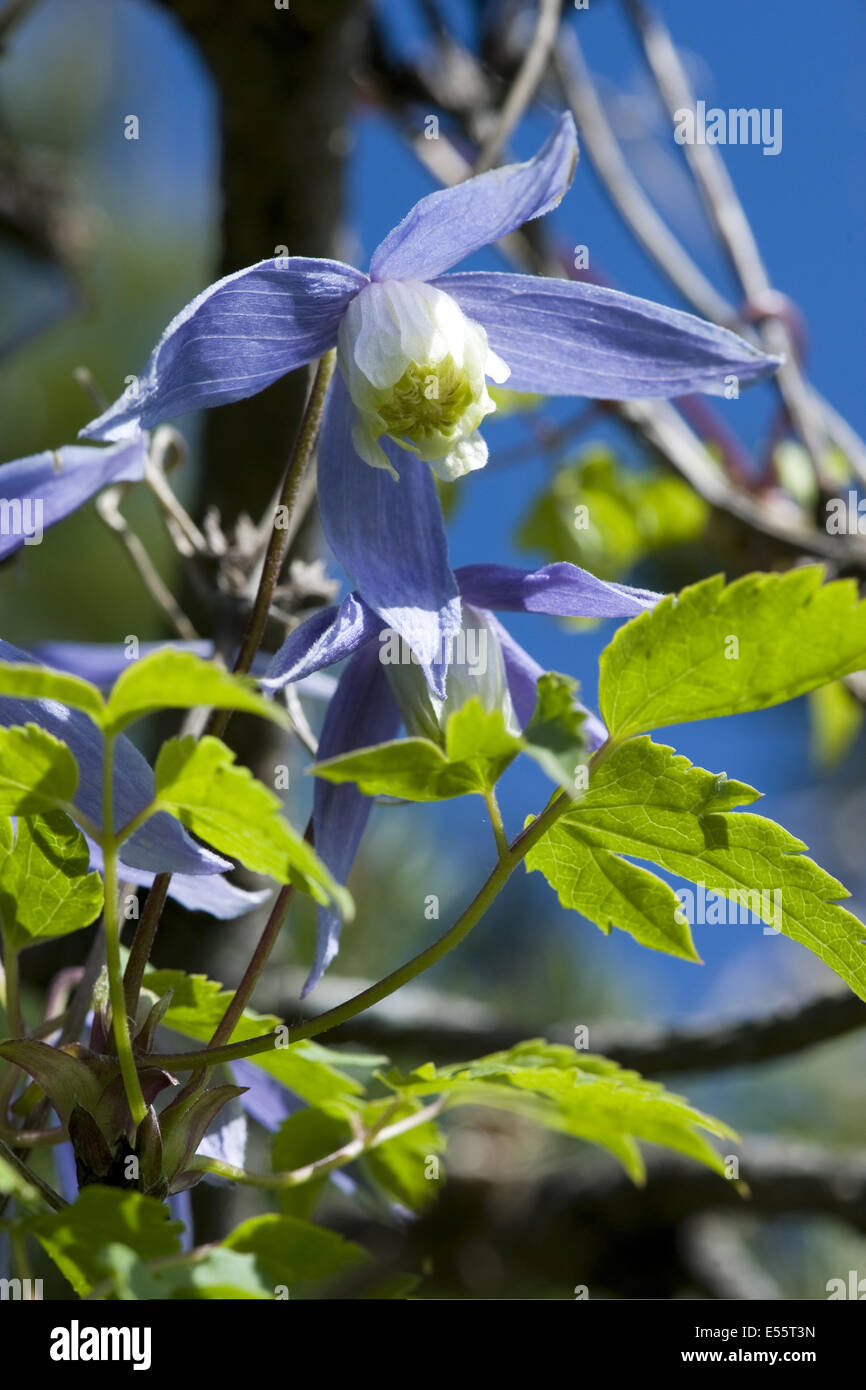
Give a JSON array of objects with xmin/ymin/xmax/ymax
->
[
  {"xmin": 97, "ymin": 484, "xmax": 200, "ymax": 641},
  {"xmin": 474, "ymin": 0, "xmax": 564, "ymax": 173},
  {"xmin": 554, "ymin": 32, "xmax": 736, "ymax": 327},
  {"xmin": 623, "ymin": 0, "xmax": 830, "ymax": 477},
  {"xmin": 0, "ymin": 1136, "xmax": 66, "ymax": 1210}
]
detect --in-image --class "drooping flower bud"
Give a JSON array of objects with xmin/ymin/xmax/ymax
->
[
  {"xmin": 381, "ymin": 603, "xmax": 517, "ymax": 743},
  {"xmin": 338, "ymin": 280, "xmax": 510, "ymax": 480}
]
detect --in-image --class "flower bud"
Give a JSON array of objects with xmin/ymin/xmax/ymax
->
[{"xmin": 382, "ymin": 604, "xmax": 517, "ymax": 743}]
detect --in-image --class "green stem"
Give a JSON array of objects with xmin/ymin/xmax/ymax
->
[
  {"xmin": 0, "ymin": 1136, "xmax": 67, "ymax": 1210},
  {"xmin": 483, "ymin": 786, "xmax": 509, "ymax": 860},
  {"xmin": 102, "ymin": 732, "xmax": 147, "ymax": 1129},
  {"xmin": 141, "ymin": 745, "xmax": 616, "ymax": 1072}
]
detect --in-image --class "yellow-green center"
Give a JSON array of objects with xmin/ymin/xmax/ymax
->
[{"xmin": 377, "ymin": 355, "xmax": 476, "ymax": 443}]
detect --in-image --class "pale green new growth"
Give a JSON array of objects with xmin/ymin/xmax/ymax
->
[
  {"xmin": 153, "ymin": 735, "xmax": 351, "ymax": 914},
  {"xmin": 103, "ymin": 648, "xmax": 290, "ymax": 734},
  {"xmin": 0, "ymin": 725, "xmax": 79, "ymax": 815},
  {"xmin": 0, "ymin": 662, "xmax": 104, "ymax": 721}
]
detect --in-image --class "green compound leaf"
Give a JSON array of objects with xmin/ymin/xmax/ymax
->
[
  {"xmin": 103, "ymin": 648, "xmax": 290, "ymax": 735},
  {"xmin": 312, "ymin": 678, "xmax": 586, "ymax": 803},
  {"xmin": 0, "ymin": 724, "xmax": 79, "ymax": 815},
  {"xmin": 0, "ymin": 662, "xmax": 104, "ymax": 722},
  {"xmin": 30, "ymin": 1186, "xmax": 183, "ymax": 1298},
  {"xmin": 0, "ymin": 811, "xmax": 103, "ymax": 950},
  {"xmin": 153, "ymin": 734, "xmax": 351, "ymax": 913},
  {"xmin": 141, "ymin": 968, "xmax": 364, "ymax": 1105},
  {"xmin": 526, "ymin": 738, "xmax": 866, "ymax": 999},
  {"xmin": 380, "ymin": 1040, "xmax": 735, "ymax": 1184},
  {"xmin": 600, "ymin": 567, "xmax": 866, "ymax": 740}
]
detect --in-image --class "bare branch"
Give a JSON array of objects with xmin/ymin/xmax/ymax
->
[{"xmin": 474, "ymin": 0, "xmax": 563, "ymax": 173}]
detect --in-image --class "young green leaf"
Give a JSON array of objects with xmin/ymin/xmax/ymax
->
[
  {"xmin": 528, "ymin": 737, "xmax": 866, "ymax": 999},
  {"xmin": 521, "ymin": 672, "xmax": 587, "ymax": 795},
  {"xmin": 102, "ymin": 649, "xmax": 290, "ymax": 734},
  {"xmin": 600, "ymin": 567, "xmax": 866, "ymax": 740},
  {"xmin": 0, "ymin": 724, "xmax": 79, "ymax": 815},
  {"xmin": 312, "ymin": 699, "xmax": 521, "ymax": 800},
  {"xmin": 312, "ymin": 680, "xmax": 587, "ymax": 802},
  {"xmin": 153, "ymin": 735, "xmax": 351, "ymax": 913},
  {"xmin": 0, "ymin": 662, "xmax": 104, "ymax": 722},
  {"xmin": 0, "ymin": 811, "xmax": 103, "ymax": 950}
]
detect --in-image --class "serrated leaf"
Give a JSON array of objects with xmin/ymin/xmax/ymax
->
[
  {"xmin": 0, "ymin": 811, "xmax": 103, "ymax": 950},
  {"xmin": 600, "ymin": 567, "xmax": 866, "ymax": 740},
  {"xmin": 528, "ymin": 737, "xmax": 866, "ymax": 999},
  {"xmin": 0, "ymin": 662, "xmax": 104, "ymax": 721},
  {"xmin": 0, "ymin": 724, "xmax": 78, "ymax": 814},
  {"xmin": 103, "ymin": 649, "xmax": 290, "ymax": 734},
  {"xmin": 527, "ymin": 828, "xmax": 701, "ymax": 960},
  {"xmin": 380, "ymin": 1040, "xmax": 733, "ymax": 1183},
  {"xmin": 141, "ymin": 968, "xmax": 363, "ymax": 1105},
  {"xmin": 153, "ymin": 735, "xmax": 350, "ymax": 912},
  {"xmin": 30, "ymin": 1186, "xmax": 183, "ymax": 1297}
]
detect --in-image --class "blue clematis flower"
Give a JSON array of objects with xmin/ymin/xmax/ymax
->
[
  {"xmin": 262, "ymin": 561, "xmax": 660, "ymax": 993},
  {"xmin": 0, "ymin": 637, "xmax": 266, "ymax": 919},
  {"xmin": 0, "ymin": 435, "xmax": 147, "ymax": 562},
  {"xmin": 78, "ymin": 114, "xmax": 778, "ymax": 697}
]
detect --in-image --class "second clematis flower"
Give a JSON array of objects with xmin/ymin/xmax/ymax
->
[
  {"xmin": 261, "ymin": 560, "xmax": 661, "ymax": 994},
  {"xmin": 79, "ymin": 113, "xmax": 778, "ymax": 696}
]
